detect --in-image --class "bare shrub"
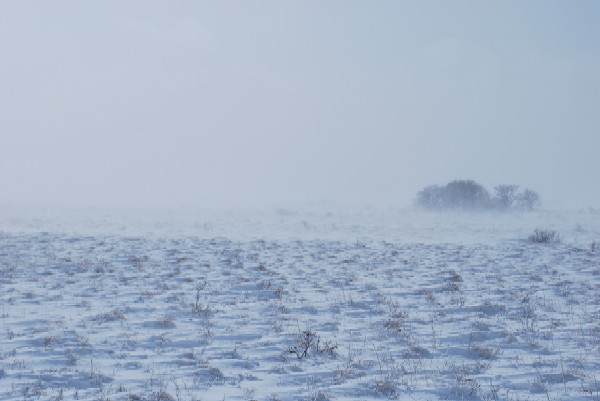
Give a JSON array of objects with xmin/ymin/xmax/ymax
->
[
  {"xmin": 374, "ymin": 377, "xmax": 399, "ymax": 399},
  {"xmin": 529, "ymin": 228, "xmax": 561, "ymax": 244},
  {"xmin": 373, "ymin": 357, "xmax": 402, "ymax": 399},
  {"xmin": 289, "ymin": 329, "xmax": 318, "ymax": 359},
  {"xmin": 469, "ymin": 342, "xmax": 502, "ymax": 360},
  {"xmin": 452, "ymin": 374, "xmax": 481, "ymax": 398},
  {"xmin": 150, "ymin": 390, "xmax": 175, "ymax": 401},
  {"xmin": 191, "ymin": 282, "xmax": 211, "ymax": 315}
]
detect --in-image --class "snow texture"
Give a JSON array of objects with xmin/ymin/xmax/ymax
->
[{"xmin": 1, "ymin": 208, "xmax": 599, "ymax": 400}]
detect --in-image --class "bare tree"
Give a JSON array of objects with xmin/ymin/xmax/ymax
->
[
  {"xmin": 445, "ymin": 180, "xmax": 491, "ymax": 210},
  {"xmin": 517, "ymin": 188, "xmax": 541, "ymax": 211},
  {"xmin": 416, "ymin": 185, "xmax": 445, "ymax": 210},
  {"xmin": 416, "ymin": 180, "xmax": 491, "ymax": 210},
  {"xmin": 416, "ymin": 181, "xmax": 541, "ymax": 212},
  {"xmin": 494, "ymin": 185, "xmax": 519, "ymax": 210}
]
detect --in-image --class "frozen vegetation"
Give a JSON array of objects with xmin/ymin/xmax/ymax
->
[{"xmin": 1, "ymin": 207, "xmax": 600, "ymax": 401}]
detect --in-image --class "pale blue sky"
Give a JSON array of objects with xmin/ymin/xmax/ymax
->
[{"xmin": 1, "ymin": 1, "xmax": 599, "ymax": 209}]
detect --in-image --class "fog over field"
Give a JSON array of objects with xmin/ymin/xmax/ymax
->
[
  {"xmin": 2, "ymin": 3, "xmax": 600, "ymax": 401},
  {"xmin": 1, "ymin": 1, "xmax": 599, "ymax": 210}
]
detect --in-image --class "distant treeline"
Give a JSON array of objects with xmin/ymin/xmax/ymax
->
[{"xmin": 416, "ymin": 180, "xmax": 540, "ymax": 211}]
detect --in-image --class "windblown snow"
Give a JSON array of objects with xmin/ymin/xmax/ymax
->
[{"xmin": 1, "ymin": 208, "xmax": 599, "ymax": 400}]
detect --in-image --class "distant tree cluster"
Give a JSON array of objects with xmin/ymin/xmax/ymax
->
[{"xmin": 416, "ymin": 180, "xmax": 540, "ymax": 211}]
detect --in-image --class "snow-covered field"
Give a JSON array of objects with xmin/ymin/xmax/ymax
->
[{"xmin": 1, "ymin": 208, "xmax": 599, "ymax": 401}]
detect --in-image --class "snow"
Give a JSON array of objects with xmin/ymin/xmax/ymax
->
[{"xmin": 1, "ymin": 207, "xmax": 599, "ymax": 400}]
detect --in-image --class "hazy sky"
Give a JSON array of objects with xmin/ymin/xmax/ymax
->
[{"xmin": 1, "ymin": 1, "xmax": 599, "ymax": 209}]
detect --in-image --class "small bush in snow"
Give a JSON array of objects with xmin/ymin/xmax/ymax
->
[
  {"xmin": 529, "ymin": 228, "xmax": 561, "ymax": 244},
  {"xmin": 288, "ymin": 329, "xmax": 318, "ymax": 359}
]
